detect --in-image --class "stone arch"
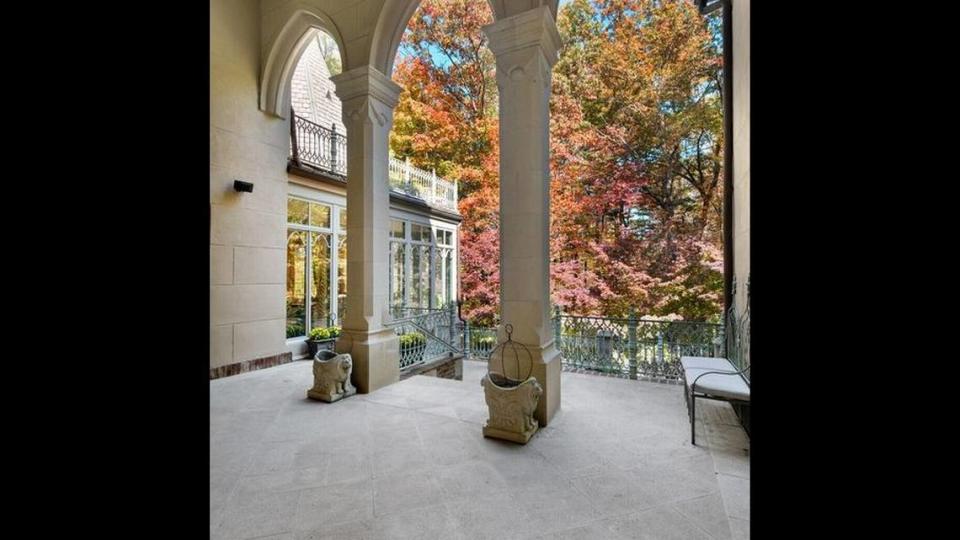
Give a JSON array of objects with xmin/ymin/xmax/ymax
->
[
  {"xmin": 260, "ymin": 7, "xmax": 347, "ymax": 119},
  {"xmin": 369, "ymin": 0, "xmax": 557, "ymax": 77}
]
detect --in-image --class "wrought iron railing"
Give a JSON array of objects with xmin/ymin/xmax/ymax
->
[
  {"xmin": 555, "ymin": 312, "xmax": 723, "ymax": 381},
  {"xmin": 382, "ymin": 305, "xmax": 729, "ymax": 381},
  {"xmin": 388, "ymin": 306, "xmax": 446, "ymax": 320},
  {"xmin": 386, "ymin": 305, "xmax": 463, "ymax": 370},
  {"xmin": 290, "ymin": 111, "xmax": 347, "ymax": 177},
  {"xmin": 724, "ymin": 304, "xmax": 750, "ymax": 376},
  {"xmin": 289, "ymin": 111, "xmax": 459, "ymax": 213},
  {"xmin": 463, "ymin": 324, "xmax": 497, "ymax": 361},
  {"xmin": 461, "ymin": 309, "xmax": 725, "ymax": 383}
]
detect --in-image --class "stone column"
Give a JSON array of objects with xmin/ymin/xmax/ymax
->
[
  {"xmin": 483, "ymin": 6, "xmax": 562, "ymax": 426},
  {"xmin": 330, "ymin": 65, "xmax": 402, "ymax": 394}
]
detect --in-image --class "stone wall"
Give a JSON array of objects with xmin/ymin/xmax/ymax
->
[{"xmin": 211, "ymin": 0, "xmax": 291, "ymax": 371}]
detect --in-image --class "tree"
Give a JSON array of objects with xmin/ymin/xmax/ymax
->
[
  {"xmin": 391, "ymin": 0, "xmax": 501, "ymax": 325},
  {"xmin": 316, "ymin": 31, "xmax": 342, "ymax": 75},
  {"xmin": 550, "ymin": 0, "xmax": 724, "ymax": 321},
  {"xmin": 392, "ymin": 0, "xmax": 725, "ymax": 324}
]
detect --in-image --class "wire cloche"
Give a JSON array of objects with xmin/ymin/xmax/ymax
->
[{"xmin": 487, "ymin": 324, "xmax": 534, "ymax": 387}]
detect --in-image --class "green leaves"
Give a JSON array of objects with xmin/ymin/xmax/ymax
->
[
  {"xmin": 308, "ymin": 326, "xmax": 341, "ymax": 341},
  {"xmin": 399, "ymin": 332, "xmax": 427, "ymax": 348}
]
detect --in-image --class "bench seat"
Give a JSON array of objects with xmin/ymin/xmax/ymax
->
[
  {"xmin": 680, "ymin": 356, "xmax": 740, "ymax": 372},
  {"xmin": 681, "ymin": 355, "xmax": 750, "ymax": 445},
  {"xmin": 684, "ymin": 368, "xmax": 750, "ymax": 401}
]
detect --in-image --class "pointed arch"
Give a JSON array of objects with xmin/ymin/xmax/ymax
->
[
  {"xmin": 368, "ymin": 0, "xmax": 556, "ymax": 77},
  {"xmin": 260, "ymin": 7, "xmax": 347, "ymax": 119}
]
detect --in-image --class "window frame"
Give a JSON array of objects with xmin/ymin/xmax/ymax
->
[
  {"xmin": 388, "ymin": 215, "xmax": 458, "ymax": 311},
  {"xmin": 286, "ymin": 195, "xmax": 346, "ymax": 342}
]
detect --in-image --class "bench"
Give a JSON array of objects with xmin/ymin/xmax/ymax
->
[{"xmin": 681, "ymin": 355, "xmax": 750, "ymax": 445}]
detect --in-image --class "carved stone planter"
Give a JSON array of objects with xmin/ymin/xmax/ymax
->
[
  {"xmin": 307, "ymin": 350, "xmax": 357, "ymax": 403},
  {"xmin": 481, "ymin": 372, "xmax": 543, "ymax": 444}
]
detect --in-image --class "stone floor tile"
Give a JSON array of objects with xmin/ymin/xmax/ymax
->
[
  {"xmin": 369, "ymin": 503, "xmax": 463, "ymax": 540},
  {"xmin": 294, "ymin": 519, "xmax": 372, "ymax": 540},
  {"xmin": 516, "ymin": 482, "xmax": 606, "ymax": 536},
  {"xmin": 606, "ymin": 505, "xmax": 714, "ymax": 540},
  {"xmin": 728, "ymin": 517, "xmax": 750, "ymax": 540},
  {"xmin": 716, "ymin": 473, "xmax": 750, "ymax": 521},
  {"xmin": 324, "ymin": 450, "xmax": 372, "ymax": 485},
  {"xmin": 445, "ymin": 490, "xmax": 537, "ymax": 539},
  {"xmin": 213, "ymin": 489, "xmax": 300, "ymax": 540},
  {"xmin": 522, "ymin": 520, "xmax": 624, "ymax": 540},
  {"xmin": 569, "ymin": 471, "xmax": 660, "ymax": 518},
  {"xmin": 373, "ymin": 469, "xmax": 444, "ymax": 517},
  {"xmin": 671, "ymin": 492, "xmax": 733, "ymax": 540},
  {"xmin": 436, "ymin": 459, "xmax": 509, "ymax": 499},
  {"xmin": 294, "ymin": 479, "xmax": 374, "ymax": 532}
]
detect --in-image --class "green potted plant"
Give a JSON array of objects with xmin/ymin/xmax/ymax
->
[
  {"xmin": 399, "ymin": 331, "xmax": 427, "ymax": 365},
  {"xmin": 307, "ymin": 325, "xmax": 342, "ymax": 357}
]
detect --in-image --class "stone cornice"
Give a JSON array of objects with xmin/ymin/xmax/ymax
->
[
  {"xmin": 330, "ymin": 65, "xmax": 403, "ymax": 109},
  {"xmin": 482, "ymin": 5, "xmax": 562, "ymax": 67}
]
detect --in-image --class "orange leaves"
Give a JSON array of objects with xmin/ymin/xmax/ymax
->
[{"xmin": 392, "ymin": 0, "xmax": 724, "ymax": 322}]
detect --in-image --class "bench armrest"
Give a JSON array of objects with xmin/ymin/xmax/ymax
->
[{"xmin": 691, "ymin": 365, "xmax": 751, "ymax": 392}]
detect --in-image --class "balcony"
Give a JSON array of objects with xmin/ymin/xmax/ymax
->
[{"xmin": 290, "ymin": 112, "xmax": 459, "ymax": 214}]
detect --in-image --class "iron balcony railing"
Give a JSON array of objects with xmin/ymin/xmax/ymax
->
[
  {"xmin": 291, "ymin": 111, "xmax": 347, "ymax": 177},
  {"xmin": 386, "ymin": 305, "xmax": 463, "ymax": 370},
  {"xmin": 461, "ymin": 309, "xmax": 726, "ymax": 383},
  {"xmin": 382, "ymin": 305, "xmax": 736, "ymax": 383},
  {"xmin": 290, "ymin": 111, "xmax": 459, "ymax": 213}
]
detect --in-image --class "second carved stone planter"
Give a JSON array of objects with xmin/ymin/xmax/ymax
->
[
  {"xmin": 481, "ymin": 372, "xmax": 542, "ymax": 444},
  {"xmin": 480, "ymin": 323, "xmax": 542, "ymax": 444}
]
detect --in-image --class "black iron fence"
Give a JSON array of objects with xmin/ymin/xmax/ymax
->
[{"xmin": 290, "ymin": 110, "xmax": 347, "ymax": 177}]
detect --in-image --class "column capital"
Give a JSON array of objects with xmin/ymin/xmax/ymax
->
[
  {"xmin": 482, "ymin": 5, "xmax": 562, "ymax": 67},
  {"xmin": 331, "ymin": 65, "xmax": 403, "ymax": 110}
]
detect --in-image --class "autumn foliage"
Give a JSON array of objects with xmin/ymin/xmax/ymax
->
[{"xmin": 390, "ymin": 0, "xmax": 724, "ymax": 325}]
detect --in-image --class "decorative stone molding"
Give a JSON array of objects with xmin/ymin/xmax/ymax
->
[
  {"xmin": 483, "ymin": 5, "xmax": 562, "ymax": 72},
  {"xmin": 307, "ymin": 350, "xmax": 357, "ymax": 402},
  {"xmin": 331, "ymin": 65, "xmax": 402, "ymax": 113},
  {"xmin": 481, "ymin": 373, "xmax": 543, "ymax": 444},
  {"xmin": 344, "ymin": 97, "xmax": 388, "ymax": 127},
  {"xmin": 489, "ymin": 0, "xmax": 559, "ymax": 21},
  {"xmin": 259, "ymin": 8, "xmax": 348, "ymax": 119}
]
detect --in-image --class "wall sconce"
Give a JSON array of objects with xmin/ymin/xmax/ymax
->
[{"xmin": 234, "ymin": 180, "xmax": 254, "ymax": 193}]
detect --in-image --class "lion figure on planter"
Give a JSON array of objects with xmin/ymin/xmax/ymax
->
[{"xmin": 307, "ymin": 350, "xmax": 356, "ymax": 403}]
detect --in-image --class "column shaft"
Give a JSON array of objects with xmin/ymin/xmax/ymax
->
[
  {"xmin": 330, "ymin": 65, "xmax": 403, "ymax": 393},
  {"xmin": 484, "ymin": 6, "xmax": 563, "ymax": 425}
]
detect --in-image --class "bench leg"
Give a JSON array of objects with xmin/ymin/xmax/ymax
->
[{"xmin": 690, "ymin": 392, "xmax": 696, "ymax": 445}]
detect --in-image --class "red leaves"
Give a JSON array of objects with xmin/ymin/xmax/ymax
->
[{"xmin": 393, "ymin": 0, "xmax": 725, "ymax": 323}]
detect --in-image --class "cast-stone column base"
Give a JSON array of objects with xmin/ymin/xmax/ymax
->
[{"xmin": 335, "ymin": 328, "xmax": 399, "ymax": 394}]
